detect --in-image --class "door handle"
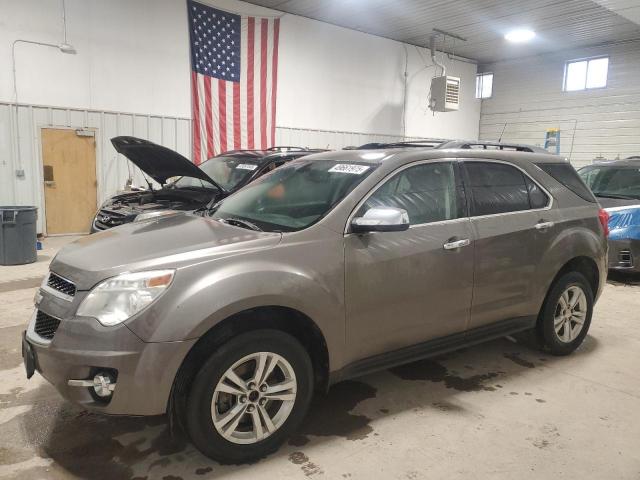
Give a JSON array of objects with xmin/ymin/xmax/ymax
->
[
  {"xmin": 44, "ymin": 181, "xmax": 56, "ymax": 188},
  {"xmin": 535, "ymin": 221, "xmax": 554, "ymax": 230},
  {"xmin": 443, "ymin": 238, "xmax": 470, "ymax": 250}
]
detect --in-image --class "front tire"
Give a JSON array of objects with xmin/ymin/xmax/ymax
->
[
  {"xmin": 185, "ymin": 330, "xmax": 313, "ymax": 463},
  {"xmin": 537, "ymin": 272, "xmax": 593, "ymax": 355}
]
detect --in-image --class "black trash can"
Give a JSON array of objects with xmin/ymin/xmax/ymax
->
[{"xmin": 0, "ymin": 206, "xmax": 38, "ymax": 265}]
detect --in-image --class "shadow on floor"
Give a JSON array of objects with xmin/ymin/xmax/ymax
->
[
  {"xmin": 18, "ymin": 334, "xmax": 599, "ymax": 479},
  {"xmin": 607, "ymin": 270, "xmax": 640, "ymax": 286}
]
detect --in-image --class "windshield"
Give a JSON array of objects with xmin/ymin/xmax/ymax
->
[
  {"xmin": 172, "ymin": 155, "xmax": 264, "ymax": 191},
  {"xmin": 578, "ymin": 165, "xmax": 640, "ymax": 200},
  {"xmin": 209, "ymin": 159, "xmax": 376, "ymax": 232}
]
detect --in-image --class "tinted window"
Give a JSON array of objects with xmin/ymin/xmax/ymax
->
[
  {"xmin": 526, "ymin": 176, "xmax": 549, "ymax": 209},
  {"xmin": 176, "ymin": 155, "xmax": 264, "ymax": 191},
  {"xmin": 537, "ymin": 163, "xmax": 596, "ymax": 203},
  {"xmin": 578, "ymin": 165, "xmax": 640, "ymax": 201},
  {"xmin": 464, "ymin": 162, "xmax": 532, "ymax": 216},
  {"xmin": 358, "ymin": 162, "xmax": 461, "ymax": 225}
]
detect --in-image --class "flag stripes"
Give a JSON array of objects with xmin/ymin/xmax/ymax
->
[{"xmin": 188, "ymin": 1, "xmax": 280, "ymax": 164}]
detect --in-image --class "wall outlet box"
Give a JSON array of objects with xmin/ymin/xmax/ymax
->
[{"xmin": 15, "ymin": 169, "xmax": 25, "ymax": 178}]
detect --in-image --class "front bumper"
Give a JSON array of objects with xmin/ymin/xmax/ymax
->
[
  {"xmin": 24, "ymin": 305, "xmax": 196, "ymax": 416},
  {"xmin": 608, "ymin": 238, "xmax": 640, "ymax": 273}
]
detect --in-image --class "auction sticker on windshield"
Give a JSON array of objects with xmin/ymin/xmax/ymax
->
[
  {"xmin": 328, "ymin": 164, "xmax": 370, "ymax": 174},
  {"xmin": 236, "ymin": 164, "xmax": 258, "ymax": 171}
]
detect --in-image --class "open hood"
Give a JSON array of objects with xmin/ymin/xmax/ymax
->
[{"xmin": 111, "ymin": 136, "xmax": 222, "ymax": 189}]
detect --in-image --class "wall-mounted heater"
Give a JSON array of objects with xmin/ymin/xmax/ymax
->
[
  {"xmin": 430, "ymin": 75, "xmax": 461, "ymax": 112},
  {"xmin": 428, "ymin": 29, "xmax": 465, "ymax": 113}
]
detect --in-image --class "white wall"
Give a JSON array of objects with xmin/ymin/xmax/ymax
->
[
  {"xmin": 0, "ymin": 0, "xmax": 480, "ymax": 233},
  {"xmin": 479, "ymin": 40, "xmax": 640, "ymax": 167},
  {"xmin": 0, "ymin": 0, "xmax": 479, "ymax": 136}
]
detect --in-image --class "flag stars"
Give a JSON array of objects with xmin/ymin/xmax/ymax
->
[{"xmin": 190, "ymin": 5, "xmax": 241, "ymax": 82}]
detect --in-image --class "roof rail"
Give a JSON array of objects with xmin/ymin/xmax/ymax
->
[
  {"xmin": 354, "ymin": 138, "xmax": 548, "ymax": 153},
  {"xmin": 356, "ymin": 139, "xmax": 448, "ymax": 150},
  {"xmin": 452, "ymin": 142, "xmax": 541, "ymax": 153},
  {"xmin": 266, "ymin": 146, "xmax": 308, "ymax": 152}
]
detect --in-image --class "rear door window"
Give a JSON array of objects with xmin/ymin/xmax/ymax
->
[{"xmin": 463, "ymin": 161, "xmax": 549, "ymax": 216}]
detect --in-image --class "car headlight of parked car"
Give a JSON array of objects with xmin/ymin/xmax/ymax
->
[{"xmin": 77, "ymin": 270, "xmax": 175, "ymax": 326}]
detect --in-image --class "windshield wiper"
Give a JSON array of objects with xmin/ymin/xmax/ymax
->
[
  {"xmin": 193, "ymin": 195, "xmax": 224, "ymax": 216},
  {"xmin": 219, "ymin": 217, "xmax": 263, "ymax": 231},
  {"xmin": 595, "ymin": 193, "xmax": 638, "ymax": 200}
]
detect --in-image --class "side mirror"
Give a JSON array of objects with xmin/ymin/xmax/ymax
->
[{"xmin": 351, "ymin": 207, "xmax": 410, "ymax": 233}]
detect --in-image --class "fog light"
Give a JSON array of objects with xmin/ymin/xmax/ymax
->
[
  {"xmin": 93, "ymin": 373, "xmax": 115, "ymax": 398},
  {"xmin": 68, "ymin": 371, "xmax": 117, "ymax": 398}
]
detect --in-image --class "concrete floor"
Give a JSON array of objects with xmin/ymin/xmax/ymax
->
[{"xmin": 1, "ymin": 236, "xmax": 639, "ymax": 480}]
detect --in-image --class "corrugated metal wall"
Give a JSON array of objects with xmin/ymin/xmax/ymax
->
[
  {"xmin": 275, "ymin": 126, "xmax": 411, "ymax": 150},
  {"xmin": 0, "ymin": 102, "xmax": 193, "ymax": 233},
  {"xmin": 0, "ymin": 102, "xmax": 410, "ymax": 233},
  {"xmin": 479, "ymin": 40, "xmax": 640, "ymax": 167}
]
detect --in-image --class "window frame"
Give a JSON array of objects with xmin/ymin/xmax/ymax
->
[
  {"xmin": 562, "ymin": 56, "xmax": 609, "ymax": 92},
  {"xmin": 475, "ymin": 72, "xmax": 494, "ymax": 99},
  {"xmin": 461, "ymin": 159, "xmax": 553, "ymax": 219},
  {"xmin": 345, "ymin": 159, "xmax": 468, "ymax": 233}
]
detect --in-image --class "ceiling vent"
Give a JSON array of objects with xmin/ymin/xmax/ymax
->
[{"xmin": 430, "ymin": 75, "xmax": 460, "ymax": 112}]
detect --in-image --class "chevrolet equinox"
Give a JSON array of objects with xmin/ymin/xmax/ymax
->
[{"xmin": 23, "ymin": 148, "xmax": 608, "ymax": 463}]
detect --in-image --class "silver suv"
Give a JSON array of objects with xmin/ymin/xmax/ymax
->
[{"xmin": 23, "ymin": 148, "xmax": 608, "ymax": 463}]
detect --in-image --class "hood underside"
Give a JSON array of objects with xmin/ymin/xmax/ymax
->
[{"xmin": 111, "ymin": 136, "xmax": 221, "ymax": 188}]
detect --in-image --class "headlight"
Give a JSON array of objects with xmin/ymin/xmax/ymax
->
[
  {"xmin": 134, "ymin": 210, "xmax": 177, "ymax": 223},
  {"xmin": 77, "ymin": 270, "xmax": 175, "ymax": 326}
]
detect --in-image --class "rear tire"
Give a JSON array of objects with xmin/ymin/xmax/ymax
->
[
  {"xmin": 185, "ymin": 329, "xmax": 313, "ymax": 464},
  {"xmin": 536, "ymin": 272, "xmax": 593, "ymax": 355}
]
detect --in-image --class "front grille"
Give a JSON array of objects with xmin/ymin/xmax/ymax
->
[
  {"xmin": 34, "ymin": 310, "xmax": 61, "ymax": 340},
  {"xmin": 618, "ymin": 249, "xmax": 633, "ymax": 268},
  {"xmin": 47, "ymin": 272, "xmax": 76, "ymax": 297},
  {"xmin": 94, "ymin": 209, "xmax": 128, "ymax": 230}
]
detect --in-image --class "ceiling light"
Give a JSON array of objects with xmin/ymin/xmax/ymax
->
[{"xmin": 504, "ymin": 29, "xmax": 536, "ymax": 43}]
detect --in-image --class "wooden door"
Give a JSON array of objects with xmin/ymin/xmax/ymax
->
[{"xmin": 42, "ymin": 128, "xmax": 97, "ymax": 234}]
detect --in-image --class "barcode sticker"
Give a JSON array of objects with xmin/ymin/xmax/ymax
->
[
  {"xmin": 236, "ymin": 164, "xmax": 258, "ymax": 171},
  {"xmin": 328, "ymin": 164, "xmax": 370, "ymax": 175}
]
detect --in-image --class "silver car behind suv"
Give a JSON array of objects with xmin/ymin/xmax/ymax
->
[{"xmin": 23, "ymin": 148, "xmax": 608, "ymax": 463}]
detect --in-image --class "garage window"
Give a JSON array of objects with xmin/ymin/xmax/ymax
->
[
  {"xmin": 475, "ymin": 73, "xmax": 493, "ymax": 99},
  {"xmin": 563, "ymin": 57, "xmax": 609, "ymax": 91}
]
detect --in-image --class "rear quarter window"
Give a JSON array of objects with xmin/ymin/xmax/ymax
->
[{"xmin": 536, "ymin": 163, "xmax": 596, "ymax": 203}]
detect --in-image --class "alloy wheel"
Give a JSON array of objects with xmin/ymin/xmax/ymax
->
[
  {"xmin": 554, "ymin": 285, "xmax": 587, "ymax": 343},
  {"xmin": 211, "ymin": 352, "xmax": 297, "ymax": 444}
]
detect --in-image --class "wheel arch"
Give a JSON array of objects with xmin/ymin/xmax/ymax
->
[
  {"xmin": 549, "ymin": 256, "xmax": 600, "ymax": 299},
  {"xmin": 536, "ymin": 255, "xmax": 600, "ymax": 332},
  {"xmin": 167, "ymin": 305, "xmax": 330, "ymax": 430}
]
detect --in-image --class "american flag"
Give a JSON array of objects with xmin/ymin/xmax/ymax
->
[{"xmin": 188, "ymin": 0, "xmax": 280, "ymax": 164}]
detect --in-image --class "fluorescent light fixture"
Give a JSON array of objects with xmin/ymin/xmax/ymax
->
[{"xmin": 504, "ymin": 29, "xmax": 536, "ymax": 43}]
